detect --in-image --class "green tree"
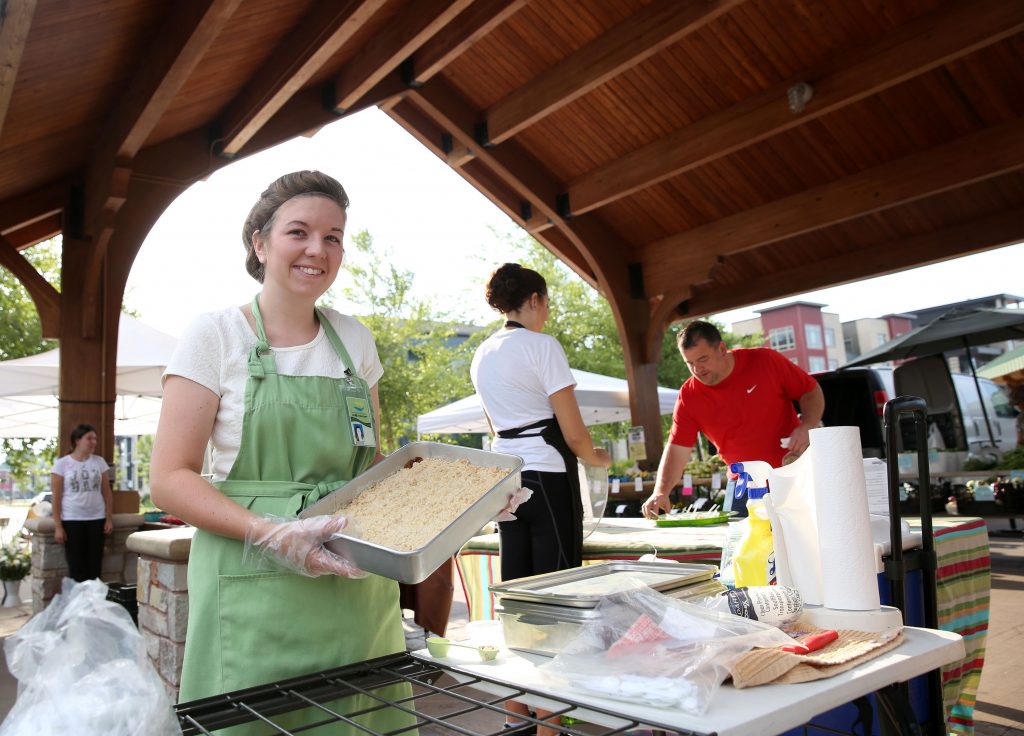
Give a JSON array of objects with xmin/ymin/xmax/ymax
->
[
  {"xmin": 341, "ymin": 230, "xmax": 483, "ymax": 452},
  {"xmin": 0, "ymin": 239, "xmax": 63, "ymax": 491},
  {"xmin": 0, "ymin": 238, "xmax": 60, "ymax": 361}
]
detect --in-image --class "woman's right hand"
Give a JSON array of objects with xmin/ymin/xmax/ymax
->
[
  {"xmin": 243, "ymin": 514, "xmax": 366, "ymax": 578},
  {"xmin": 54, "ymin": 523, "xmax": 66, "ymax": 544}
]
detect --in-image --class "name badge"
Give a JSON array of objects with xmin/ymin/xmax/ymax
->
[{"xmin": 346, "ymin": 395, "xmax": 376, "ymax": 447}]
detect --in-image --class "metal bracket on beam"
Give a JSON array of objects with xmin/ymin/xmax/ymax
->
[
  {"xmin": 441, "ymin": 133, "xmax": 454, "ymax": 154},
  {"xmin": 400, "ymin": 58, "xmax": 423, "ymax": 89},
  {"xmin": 208, "ymin": 121, "xmax": 231, "ymax": 159},
  {"xmin": 556, "ymin": 192, "xmax": 574, "ymax": 220},
  {"xmin": 64, "ymin": 186, "xmax": 85, "ymax": 240},
  {"xmin": 676, "ymin": 300, "xmax": 690, "ymax": 318},
  {"xmin": 519, "ymin": 200, "xmax": 533, "ymax": 222},
  {"xmin": 474, "ymin": 121, "xmax": 491, "ymax": 147},
  {"xmin": 322, "ymin": 82, "xmax": 344, "ymax": 116},
  {"xmin": 628, "ymin": 263, "xmax": 645, "ymax": 299}
]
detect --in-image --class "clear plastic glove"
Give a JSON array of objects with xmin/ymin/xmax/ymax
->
[
  {"xmin": 494, "ymin": 486, "xmax": 534, "ymax": 522},
  {"xmin": 243, "ymin": 514, "xmax": 366, "ymax": 579}
]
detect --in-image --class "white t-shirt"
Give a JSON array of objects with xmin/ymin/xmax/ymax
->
[
  {"xmin": 52, "ymin": 454, "xmax": 109, "ymax": 521},
  {"xmin": 164, "ymin": 305, "xmax": 383, "ymax": 481},
  {"xmin": 470, "ymin": 328, "xmax": 576, "ymax": 472}
]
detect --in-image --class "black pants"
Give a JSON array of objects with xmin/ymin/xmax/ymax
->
[
  {"xmin": 62, "ymin": 519, "xmax": 106, "ymax": 582},
  {"xmin": 498, "ymin": 470, "xmax": 581, "ymax": 581}
]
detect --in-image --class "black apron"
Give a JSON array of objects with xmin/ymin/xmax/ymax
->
[{"xmin": 498, "ymin": 416, "xmax": 584, "ymax": 568}]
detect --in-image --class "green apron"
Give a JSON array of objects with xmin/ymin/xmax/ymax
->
[{"xmin": 178, "ymin": 297, "xmax": 412, "ymax": 735}]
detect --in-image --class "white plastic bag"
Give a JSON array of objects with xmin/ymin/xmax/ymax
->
[
  {"xmin": 537, "ymin": 586, "xmax": 792, "ymax": 714},
  {"xmin": 0, "ymin": 578, "xmax": 181, "ymax": 736}
]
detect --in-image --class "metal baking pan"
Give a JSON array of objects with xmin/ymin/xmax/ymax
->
[
  {"xmin": 299, "ymin": 441, "xmax": 522, "ymax": 584},
  {"xmin": 489, "ymin": 560, "xmax": 718, "ymax": 608},
  {"xmin": 498, "ymin": 577, "xmax": 726, "ymax": 657}
]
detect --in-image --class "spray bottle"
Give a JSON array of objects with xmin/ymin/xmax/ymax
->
[{"xmin": 730, "ymin": 461, "xmax": 776, "ymax": 587}]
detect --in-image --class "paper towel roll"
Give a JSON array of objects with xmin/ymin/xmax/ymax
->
[{"xmin": 809, "ymin": 426, "xmax": 880, "ymax": 611}]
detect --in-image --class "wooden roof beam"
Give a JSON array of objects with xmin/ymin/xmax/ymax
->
[
  {"xmin": 215, "ymin": 0, "xmax": 387, "ymax": 158},
  {"xmin": 0, "ymin": 180, "xmax": 67, "ymax": 237},
  {"xmin": 0, "ymin": 233, "xmax": 60, "ymax": 338},
  {"xmin": 643, "ymin": 116, "xmax": 1024, "ymax": 299},
  {"xmin": 79, "ymin": 0, "xmax": 241, "ymax": 337},
  {"xmin": 564, "ymin": 0, "xmax": 1024, "ymax": 217},
  {"xmin": 0, "ymin": 0, "xmax": 36, "ymax": 137},
  {"xmin": 481, "ymin": 0, "xmax": 741, "ymax": 146},
  {"xmin": 2, "ymin": 214, "xmax": 61, "ymax": 250},
  {"xmin": 406, "ymin": 0, "xmax": 528, "ymax": 85},
  {"xmin": 408, "ymin": 79, "xmax": 597, "ymax": 283},
  {"xmin": 331, "ymin": 0, "xmax": 476, "ymax": 114},
  {"xmin": 386, "ymin": 100, "xmax": 548, "ymax": 232},
  {"xmin": 684, "ymin": 208, "xmax": 1024, "ymax": 318}
]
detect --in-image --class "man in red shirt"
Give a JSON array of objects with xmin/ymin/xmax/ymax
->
[{"xmin": 642, "ymin": 321, "xmax": 824, "ymax": 518}]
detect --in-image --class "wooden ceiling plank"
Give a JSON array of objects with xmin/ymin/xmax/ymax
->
[
  {"xmin": 217, "ymin": 0, "xmax": 388, "ymax": 158},
  {"xmin": 643, "ymin": 116, "xmax": 1024, "ymax": 297},
  {"xmin": 0, "ymin": 0, "xmax": 36, "ymax": 137},
  {"xmin": 0, "ymin": 232, "xmax": 60, "ymax": 338},
  {"xmin": 410, "ymin": 0, "xmax": 528, "ymax": 84},
  {"xmin": 484, "ymin": 0, "xmax": 741, "ymax": 145},
  {"xmin": 685, "ymin": 208, "xmax": 1024, "ymax": 317},
  {"xmin": 332, "ymin": 0, "xmax": 476, "ymax": 113},
  {"xmin": 567, "ymin": 0, "xmax": 1024, "ymax": 216}
]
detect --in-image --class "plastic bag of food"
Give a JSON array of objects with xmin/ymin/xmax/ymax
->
[
  {"xmin": 537, "ymin": 586, "xmax": 792, "ymax": 715},
  {"xmin": 0, "ymin": 578, "xmax": 181, "ymax": 736}
]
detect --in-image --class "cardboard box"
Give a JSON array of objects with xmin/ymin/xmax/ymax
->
[{"xmin": 111, "ymin": 490, "xmax": 140, "ymax": 514}]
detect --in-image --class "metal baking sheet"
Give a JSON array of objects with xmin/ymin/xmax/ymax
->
[
  {"xmin": 497, "ymin": 577, "xmax": 727, "ymax": 657},
  {"xmin": 298, "ymin": 441, "xmax": 522, "ymax": 584},
  {"xmin": 489, "ymin": 561, "xmax": 717, "ymax": 608}
]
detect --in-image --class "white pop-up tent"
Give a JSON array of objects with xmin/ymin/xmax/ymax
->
[
  {"xmin": 416, "ymin": 369, "xmax": 680, "ymax": 435},
  {"xmin": 0, "ymin": 313, "xmax": 176, "ymax": 398},
  {"xmin": 0, "ymin": 314, "xmax": 176, "ymax": 438},
  {"xmin": 0, "ymin": 394, "xmax": 163, "ymax": 439}
]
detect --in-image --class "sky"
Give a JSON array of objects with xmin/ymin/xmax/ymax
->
[{"xmin": 125, "ymin": 107, "xmax": 1024, "ymax": 339}]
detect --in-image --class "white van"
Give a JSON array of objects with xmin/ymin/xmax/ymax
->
[{"xmin": 815, "ymin": 355, "xmax": 1018, "ymax": 457}]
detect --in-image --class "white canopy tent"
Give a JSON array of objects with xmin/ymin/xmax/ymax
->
[
  {"xmin": 416, "ymin": 369, "xmax": 680, "ymax": 435},
  {"xmin": 0, "ymin": 314, "xmax": 176, "ymax": 438},
  {"xmin": 0, "ymin": 314, "xmax": 176, "ymax": 398},
  {"xmin": 0, "ymin": 394, "xmax": 163, "ymax": 439}
]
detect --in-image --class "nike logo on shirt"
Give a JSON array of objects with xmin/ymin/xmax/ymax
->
[{"xmin": 746, "ymin": 385, "xmax": 757, "ymax": 394}]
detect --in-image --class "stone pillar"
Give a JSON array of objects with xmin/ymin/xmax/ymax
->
[
  {"xmin": 127, "ymin": 526, "xmax": 195, "ymax": 702},
  {"xmin": 24, "ymin": 513, "xmax": 144, "ymax": 613}
]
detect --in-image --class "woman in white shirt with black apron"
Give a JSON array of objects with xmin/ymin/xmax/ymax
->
[{"xmin": 471, "ymin": 263, "xmax": 611, "ymax": 581}]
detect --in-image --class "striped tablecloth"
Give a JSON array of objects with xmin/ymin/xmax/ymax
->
[
  {"xmin": 907, "ymin": 516, "xmax": 991, "ymax": 735},
  {"xmin": 456, "ymin": 515, "xmax": 991, "ymax": 734}
]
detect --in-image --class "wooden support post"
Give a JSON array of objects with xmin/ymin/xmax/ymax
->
[{"xmin": 57, "ymin": 235, "xmax": 117, "ymax": 459}]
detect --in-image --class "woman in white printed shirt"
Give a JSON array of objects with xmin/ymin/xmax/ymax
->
[{"xmin": 50, "ymin": 423, "xmax": 113, "ymax": 581}]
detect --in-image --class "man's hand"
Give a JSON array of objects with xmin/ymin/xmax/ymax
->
[
  {"xmin": 641, "ymin": 492, "xmax": 672, "ymax": 520},
  {"xmin": 785, "ymin": 424, "xmax": 812, "ymax": 457}
]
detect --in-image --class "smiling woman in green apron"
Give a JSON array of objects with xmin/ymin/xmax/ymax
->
[
  {"xmin": 150, "ymin": 171, "xmax": 412, "ymax": 734},
  {"xmin": 470, "ymin": 263, "xmax": 611, "ymax": 735}
]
